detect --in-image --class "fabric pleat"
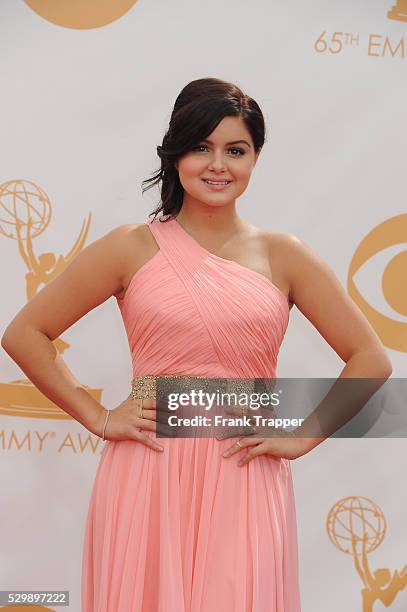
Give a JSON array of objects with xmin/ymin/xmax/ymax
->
[{"xmin": 81, "ymin": 216, "xmax": 301, "ymax": 611}]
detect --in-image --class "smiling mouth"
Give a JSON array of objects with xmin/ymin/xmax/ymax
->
[{"xmin": 202, "ymin": 179, "xmax": 232, "ymax": 185}]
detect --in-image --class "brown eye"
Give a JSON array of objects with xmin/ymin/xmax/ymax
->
[
  {"xmin": 192, "ymin": 145, "xmax": 244, "ymax": 157},
  {"xmin": 229, "ymin": 148, "xmax": 245, "ymax": 157}
]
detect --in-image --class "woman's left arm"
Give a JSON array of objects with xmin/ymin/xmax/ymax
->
[
  {"xmin": 281, "ymin": 233, "xmax": 393, "ymax": 454},
  {"xmin": 222, "ymin": 233, "xmax": 393, "ymax": 466}
]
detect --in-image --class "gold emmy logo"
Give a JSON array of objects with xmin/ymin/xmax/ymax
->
[
  {"xmin": 23, "ymin": 0, "xmax": 139, "ymax": 29},
  {"xmin": 388, "ymin": 0, "xmax": 407, "ymax": 21},
  {"xmin": 347, "ymin": 214, "xmax": 407, "ymax": 353},
  {"xmin": 0, "ymin": 178, "xmax": 102, "ymax": 419},
  {"xmin": 327, "ymin": 496, "xmax": 407, "ymax": 611}
]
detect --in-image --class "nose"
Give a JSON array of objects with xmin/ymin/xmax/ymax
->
[{"xmin": 208, "ymin": 151, "xmax": 227, "ymax": 172}]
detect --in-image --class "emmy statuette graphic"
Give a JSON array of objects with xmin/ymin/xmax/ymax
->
[
  {"xmin": 327, "ymin": 496, "xmax": 407, "ymax": 611},
  {"xmin": 0, "ymin": 179, "xmax": 102, "ymax": 419}
]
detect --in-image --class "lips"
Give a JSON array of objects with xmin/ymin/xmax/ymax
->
[
  {"xmin": 202, "ymin": 179, "xmax": 232, "ymax": 191},
  {"xmin": 202, "ymin": 179, "xmax": 232, "ymax": 184}
]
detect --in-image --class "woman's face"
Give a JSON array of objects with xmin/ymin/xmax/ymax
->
[{"xmin": 175, "ymin": 115, "xmax": 261, "ymax": 209}]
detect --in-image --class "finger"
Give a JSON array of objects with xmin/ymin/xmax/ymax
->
[
  {"xmin": 238, "ymin": 442, "xmax": 269, "ymax": 466},
  {"xmin": 133, "ymin": 429, "xmax": 164, "ymax": 452},
  {"xmin": 139, "ymin": 408, "xmax": 157, "ymax": 421},
  {"xmin": 143, "ymin": 398, "xmax": 180, "ymax": 414},
  {"xmin": 129, "ymin": 398, "xmax": 180, "ymax": 422},
  {"xmin": 222, "ymin": 437, "xmax": 265, "ymax": 457},
  {"xmin": 128, "ymin": 396, "xmax": 156, "ymax": 409},
  {"xmin": 138, "ymin": 418, "xmax": 176, "ymax": 437},
  {"xmin": 128, "ymin": 397, "xmax": 158, "ymax": 422}
]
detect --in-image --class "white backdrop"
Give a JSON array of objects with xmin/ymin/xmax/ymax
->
[{"xmin": 0, "ymin": 1, "xmax": 406, "ymax": 610}]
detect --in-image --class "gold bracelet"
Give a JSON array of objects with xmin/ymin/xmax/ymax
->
[{"xmin": 102, "ymin": 408, "xmax": 111, "ymax": 440}]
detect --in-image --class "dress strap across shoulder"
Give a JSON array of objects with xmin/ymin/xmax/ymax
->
[{"xmin": 145, "ymin": 216, "xmax": 205, "ymax": 279}]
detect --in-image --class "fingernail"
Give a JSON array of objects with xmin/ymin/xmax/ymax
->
[{"xmin": 222, "ymin": 451, "xmax": 230, "ymax": 457}]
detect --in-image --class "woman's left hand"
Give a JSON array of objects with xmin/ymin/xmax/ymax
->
[{"xmin": 222, "ymin": 430, "xmax": 307, "ymax": 465}]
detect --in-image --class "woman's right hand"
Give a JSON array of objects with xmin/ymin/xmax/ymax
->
[{"xmin": 101, "ymin": 393, "xmax": 174, "ymax": 451}]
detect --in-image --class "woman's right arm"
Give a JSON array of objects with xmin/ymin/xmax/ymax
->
[{"xmin": 1, "ymin": 224, "xmax": 137, "ymax": 438}]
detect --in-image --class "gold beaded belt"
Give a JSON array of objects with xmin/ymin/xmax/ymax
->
[
  {"xmin": 130, "ymin": 375, "xmax": 279, "ymax": 437},
  {"xmin": 130, "ymin": 374, "xmax": 275, "ymax": 401}
]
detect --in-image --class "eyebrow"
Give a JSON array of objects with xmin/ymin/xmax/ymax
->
[{"xmin": 201, "ymin": 138, "xmax": 251, "ymax": 148}]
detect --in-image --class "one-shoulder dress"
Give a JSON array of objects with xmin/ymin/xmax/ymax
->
[{"xmin": 81, "ymin": 216, "xmax": 301, "ymax": 612}]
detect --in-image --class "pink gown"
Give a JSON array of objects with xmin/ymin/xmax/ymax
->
[{"xmin": 81, "ymin": 216, "xmax": 301, "ymax": 611}]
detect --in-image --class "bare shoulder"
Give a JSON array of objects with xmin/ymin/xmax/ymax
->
[
  {"xmin": 252, "ymin": 228, "xmax": 303, "ymax": 305},
  {"xmin": 262, "ymin": 228, "xmax": 316, "ymax": 264},
  {"xmin": 109, "ymin": 222, "xmax": 146, "ymax": 259},
  {"xmin": 259, "ymin": 228, "xmax": 391, "ymax": 368},
  {"xmin": 112, "ymin": 222, "xmax": 160, "ymax": 299},
  {"xmin": 262, "ymin": 229, "xmax": 330, "ymax": 297},
  {"xmin": 260, "ymin": 228, "xmax": 302, "ymax": 252},
  {"xmin": 106, "ymin": 223, "xmax": 142, "ymax": 293},
  {"xmin": 264, "ymin": 230, "xmax": 336, "ymax": 280}
]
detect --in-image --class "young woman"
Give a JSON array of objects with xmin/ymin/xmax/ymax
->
[{"xmin": 1, "ymin": 77, "xmax": 392, "ymax": 611}]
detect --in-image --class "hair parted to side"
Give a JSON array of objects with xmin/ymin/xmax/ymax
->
[{"xmin": 142, "ymin": 77, "xmax": 267, "ymax": 223}]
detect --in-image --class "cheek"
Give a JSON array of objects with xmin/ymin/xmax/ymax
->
[
  {"xmin": 234, "ymin": 163, "xmax": 253, "ymax": 182},
  {"xmin": 178, "ymin": 157, "xmax": 204, "ymax": 177}
]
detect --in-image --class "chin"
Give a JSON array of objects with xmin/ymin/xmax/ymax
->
[{"xmin": 191, "ymin": 198, "xmax": 232, "ymax": 209}]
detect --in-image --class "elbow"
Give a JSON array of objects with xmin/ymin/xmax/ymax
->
[
  {"xmin": 1, "ymin": 329, "xmax": 12, "ymax": 350},
  {"xmin": 1, "ymin": 329, "xmax": 15, "ymax": 355},
  {"xmin": 379, "ymin": 349, "xmax": 393, "ymax": 377},
  {"xmin": 375, "ymin": 352, "xmax": 393, "ymax": 379},
  {"xmin": 347, "ymin": 348, "xmax": 393, "ymax": 379},
  {"xmin": 383, "ymin": 361, "xmax": 393, "ymax": 379},
  {"xmin": 1, "ymin": 325, "xmax": 25, "ymax": 356}
]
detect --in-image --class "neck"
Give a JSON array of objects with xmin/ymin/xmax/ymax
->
[{"xmin": 174, "ymin": 201, "xmax": 246, "ymax": 240}]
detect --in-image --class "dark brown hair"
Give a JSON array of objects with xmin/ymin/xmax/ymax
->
[{"xmin": 142, "ymin": 77, "xmax": 266, "ymax": 223}]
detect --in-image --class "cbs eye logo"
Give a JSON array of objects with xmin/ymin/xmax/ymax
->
[{"xmin": 348, "ymin": 214, "xmax": 407, "ymax": 353}]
